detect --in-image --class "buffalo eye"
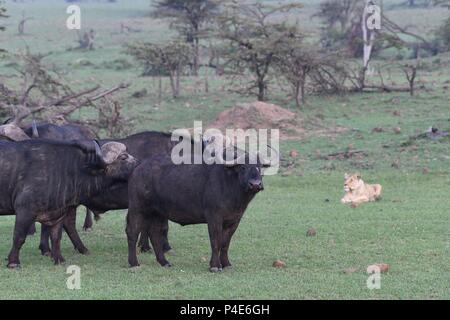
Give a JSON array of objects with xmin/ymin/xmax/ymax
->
[{"xmin": 119, "ymin": 154, "xmax": 129, "ymax": 161}]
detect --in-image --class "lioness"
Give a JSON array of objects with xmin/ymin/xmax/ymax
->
[{"xmin": 341, "ymin": 173, "xmax": 382, "ymax": 206}]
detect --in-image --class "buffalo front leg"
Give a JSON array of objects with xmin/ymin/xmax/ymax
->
[
  {"xmin": 50, "ymin": 220, "xmax": 65, "ymax": 265},
  {"xmin": 126, "ymin": 210, "xmax": 143, "ymax": 267},
  {"xmin": 63, "ymin": 208, "xmax": 89, "ymax": 254},
  {"xmin": 207, "ymin": 216, "xmax": 223, "ymax": 273},
  {"xmin": 220, "ymin": 219, "xmax": 241, "ymax": 269},
  {"xmin": 162, "ymin": 219, "xmax": 172, "ymax": 253},
  {"xmin": 39, "ymin": 225, "xmax": 52, "ymax": 256},
  {"xmin": 7, "ymin": 212, "xmax": 36, "ymax": 268},
  {"xmin": 82, "ymin": 208, "xmax": 93, "ymax": 232}
]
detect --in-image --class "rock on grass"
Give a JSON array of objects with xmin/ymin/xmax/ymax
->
[
  {"xmin": 343, "ymin": 267, "xmax": 358, "ymax": 274},
  {"xmin": 306, "ymin": 228, "xmax": 317, "ymax": 237},
  {"xmin": 368, "ymin": 263, "xmax": 390, "ymax": 273},
  {"xmin": 273, "ymin": 260, "xmax": 286, "ymax": 268}
]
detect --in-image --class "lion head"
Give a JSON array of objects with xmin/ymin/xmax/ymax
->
[{"xmin": 344, "ymin": 173, "xmax": 363, "ymax": 192}]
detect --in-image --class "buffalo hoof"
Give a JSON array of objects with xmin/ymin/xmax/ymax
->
[
  {"xmin": 53, "ymin": 257, "xmax": 66, "ymax": 265},
  {"xmin": 76, "ymin": 247, "xmax": 90, "ymax": 255},
  {"xmin": 83, "ymin": 227, "xmax": 93, "ymax": 232},
  {"xmin": 42, "ymin": 251, "xmax": 52, "ymax": 257},
  {"xmin": 39, "ymin": 245, "xmax": 52, "ymax": 257},
  {"xmin": 7, "ymin": 263, "xmax": 20, "ymax": 269},
  {"xmin": 209, "ymin": 267, "xmax": 223, "ymax": 273},
  {"xmin": 163, "ymin": 263, "xmax": 172, "ymax": 268},
  {"xmin": 163, "ymin": 244, "xmax": 172, "ymax": 253},
  {"xmin": 140, "ymin": 246, "xmax": 153, "ymax": 254}
]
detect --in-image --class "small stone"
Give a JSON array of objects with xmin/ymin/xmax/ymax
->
[
  {"xmin": 289, "ymin": 150, "xmax": 299, "ymax": 158},
  {"xmin": 372, "ymin": 127, "xmax": 384, "ymax": 133},
  {"xmin": 306, "ymin": 228, "xmax": 316, "ymax": 237},
  {"xmin": 343, "ymin": 267, "xmax": 358, "ymax": 274},
  {"xmin": 391, "ymin": 160, "xmax": 400, "ymax": 169},
  {"xmin": 368, "ymin": 263, "xmax": 390, "ymax": 273},
  {"xmin": 273, "ymin": 260, "xmax": 286, "ymax": 268}
]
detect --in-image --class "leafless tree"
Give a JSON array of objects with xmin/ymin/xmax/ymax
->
[{"xmin": 0, "ymin": 51, "xmax": 130, "ymax": 135}]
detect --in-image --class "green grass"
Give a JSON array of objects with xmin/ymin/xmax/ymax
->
[
  {"xmin": 1, "ymin": 171, "xmax": 449, "ymax": 299},
  {"xmin": 0, "ymin": 0, "xmax": 450, "ymax": 300}
]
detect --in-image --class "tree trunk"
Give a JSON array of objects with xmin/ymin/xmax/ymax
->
[
  {"xmin": 18, "ymin": 20, "xmax": 25, "ymax": 35},
  {"xmin": 294, "ymin": 75, "xmax": 306, "ymax": 109},
  {"xmin": 193, "ymin": 37, "xmax": 199, "ymax": 76},
  {"xmin": 169, "ymin": 73, "xmax": 177, "ymax": 98},
  {"xmin": 204, "ymin": 67, "xmax": 209, "ymax": 93},
  {"xmin": 257, "ymin": 79, "xmax": 265, "ymax": 101},
  {"xmin": 408, "ymin": 67, "xmax": 416, "ymax": 96},
  {"xmin": 175, "ymin": 67, "xmax": 180, "ymax": 97},
  {"xmin": 158, "ymin": 76, "xmax": 162, "ymax": 102}
]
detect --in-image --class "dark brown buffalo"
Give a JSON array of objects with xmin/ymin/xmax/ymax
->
[
  {"xmin": 0, "ymin": 139, "xmax": 137, "ymax": 267},
  {"xmin": 39, "ymin": 131, "xmax": 200, "ymax": 255},
  {"xmin": 24, "ymin": 122, "xmax": 98, "ymax": 231},
  {"xmin": 126, "ymin": 151, "xmax": 271, "ymax": 272}
]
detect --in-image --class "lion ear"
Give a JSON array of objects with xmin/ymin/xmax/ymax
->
[
  {"xmin": 344, "ymin": 173, "xmax": 349, "ymax": 180},
  {"xmin": 356, "ymin": 173, "xmax": 362, "ymax": 180}
]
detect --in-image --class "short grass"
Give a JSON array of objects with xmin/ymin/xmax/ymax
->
[{"xmin": 0, "ymin": 0, "xmax": 449, "ymax": 300}]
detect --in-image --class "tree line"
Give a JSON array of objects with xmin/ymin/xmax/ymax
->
[{"xmin": 124, "ymin": 0, "xmax": 450, "ymax": 107}]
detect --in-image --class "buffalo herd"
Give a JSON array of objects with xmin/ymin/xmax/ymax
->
[{"xmin": 0, "ymin": 121, "xmax": 275, "ymax": 272}]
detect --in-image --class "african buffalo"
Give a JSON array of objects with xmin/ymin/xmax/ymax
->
[
  {"xmin": 25, "ymin": 122, "xmax": 98, "ymax": 231},
  {"xmin": 126, "ymin": 148, "xmax": 274, "ymax": 272},
  {"xmin": 38, "ymin": 131, "xmax": 197, "ymax": 256},
  {"xmin": 0, "ymin": 139, "xmax": 137, "ymax": 267}
]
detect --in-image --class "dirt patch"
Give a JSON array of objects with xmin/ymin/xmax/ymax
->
[{"xmin": 206, "ymin": 101, "xmax": 345, "ymax": 140}]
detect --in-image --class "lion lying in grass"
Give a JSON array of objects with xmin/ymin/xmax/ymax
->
[{"xmin": 341, "ymin": 173, "xmax": 382, "ymax": 206}]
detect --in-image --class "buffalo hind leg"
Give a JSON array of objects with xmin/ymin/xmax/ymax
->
[
  {"xmin": 39, "ymin": 225, "xmax": 52, "ymax": 256},
  {"xmin": 64, "ymin": 208, "xmax": 89, "ymax": 254},
  {"xmin": 220, "ymin": 219, "xmax": 241, "ymax": 269},
  {"xmin": 139, "ymin": 219, "xmax": 171, "ymax": 254},
  {"xmin": 147, "ymin": 215, "xmax": 171, "ymax": 268},
  {"xmin": 27, "ymin": 223, "xmax": 36, "ymax": 236},
  {"xmin": 82, "ymin": 208, "xmax": 93, "ymax": 232},
  {"xmin": 207, "ymin": 216, "xmax": 223, "ymax": 273},
  {"xmin": 50, "ymin": 220, "xmax": 65, "ymax": 265},
  {"xmin": 126, "ymin": 210, "xmax": 143, "ymax": 267},
  {"xmin": 7, "ymin": 212, "xmax": 36, "ymax": 268}
]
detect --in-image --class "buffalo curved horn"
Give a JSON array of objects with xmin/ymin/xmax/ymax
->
[
  {"xmin": 222, "ymin": 147, "xmax": 247, "ymax": 167},
  {"xmin": 93, "ymin": 140, "xmax": 107, "ymax": 168},
  {"xmin": 258, "ymin": 145, "xmax": 279, "ymax": 168},
  {"xmin": 32, "ymin": 120, "xmax": 39, "ymax": 138},
  {"xmin": 0, "ymin": 123, "xmax": 31, "ymax": 141}
]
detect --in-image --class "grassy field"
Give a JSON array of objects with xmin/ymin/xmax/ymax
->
[{"xmin": 0, "ymin": 0, "xmax": 449, "ymax": 299}]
